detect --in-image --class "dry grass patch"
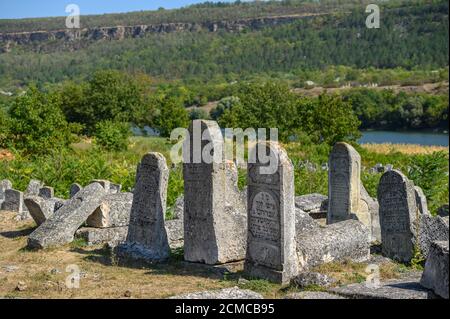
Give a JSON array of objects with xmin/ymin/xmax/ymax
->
[
  {"xmin": 362, "ymin": 143, "xmax": 448, "ymax": 155},
  {"xmin": 0, "ymin": 211, "xmax": 234, "ymax": 299}
]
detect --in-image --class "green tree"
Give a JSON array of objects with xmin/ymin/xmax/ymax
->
[
  {"xmin": 0, "ymin": 107, "xmax": 10, "ymax": 148},
  {"xmin": 155, "ymin": 97, "xmax": 189, "ymax": 137},
  {"xmin": 94, "ymin": 120, "xmax": 131, "ymax": 151},
  {"xmin": 7, "ymin": 87, "xmax": 77, "ymax": 155}
]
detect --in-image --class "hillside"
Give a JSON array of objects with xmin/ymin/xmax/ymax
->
[{"xmin": 0, "ymin": 0, "xmax": 448, "ymax": 88}]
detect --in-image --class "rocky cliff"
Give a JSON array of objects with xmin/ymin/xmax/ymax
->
[{"xmin": 0, "ymin": 14, "xmax": 322, "ymax": 52}]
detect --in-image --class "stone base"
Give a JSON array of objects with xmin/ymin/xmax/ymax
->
[
  {"xmin": 75, "ymin": 226, "xmax": 128, "ymax": 246},
  {"xmin": 244, "ymin": 261, "xmax": 294, "ymax": 285},
  {"xmin": 114, "ymin": 242, "xmax": 170, "ymax": 266}
]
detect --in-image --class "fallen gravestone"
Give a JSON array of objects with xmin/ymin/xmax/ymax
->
[
  {"xmin": 24, "ymin": 196, "xmax": 65, "ymax": 226},
  {"xmin": 296, "ymin": 220, "xmax": 370, "ymax": 270},
  {"xmin": 169, "ymin": 287, "xmax": 263, "ymax": 299},
  {"xmin": 27, "ymin": 183, "xmax": 106, "ymax": 249},
  {"xmin": 76, "ymin": 218, "xmax": 184, "ymax": 249},
  {"xmin": 295, "ymin": 193, "xmax": 328, "ymax": 219},
  {"xmin": 183, "ymin": 120, "xmax": 246, "ymax": 265},
  {"xmin": 377, "ymin": 170, "xmax": 417, "ymax": 263},
  {"xmin": 414, "ymin": 186, "xmax": 430, "ymax": 216},
  {"xmin": 86, "ymin": 192, "xmax": 133, "ymax": 228},
  {"xmin": 331, "ymin": 271, "xmax": 435, "ymax": 299},
  {"xmin": 285, "ymin": 292, "xmax": 345, "ymax": 299},
  {"xmin": 327, "ymin": 142, "xmax": 361, "ymax": 224},
  {"xmin": 115, "ymin": 152, "xmax": 170, "ymax": 264},
  {"xmin": 295, "ymin": 208, "xmax": 320, "ymax": 234},
  {"xmin": 418, "ymin": 215, "xmax": 449, "ymax": 259},
  {"xmin": 245, "ymin": 142, "xmax": 298, "ymax": 285},
  {"xmin": 420, "ymin": 241, "xmax": 449, "ymax": 299}
]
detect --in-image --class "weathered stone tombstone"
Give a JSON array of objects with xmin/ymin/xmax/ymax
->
[
  {"xmin": 69, "ymin": 183, "xmax": 82, "ymax": 198},
  {"xmin": 1, "ymin": 189, "xmax": 23, "ymax": 213},
  {"xmin": 418, "ymin": 214, "xmax": 449, "ymax": 258},
  {"xmin": 90, "ymin": 179, "xmax": 120, "ymax": 194},
  {"xmin": 360, "ymin": 184, "xmax": 381, "ymax": 242},
  {"xmin": 27, "ymin": 183, "xmax": 106, "ymax": 249},
  {"xmin": 25, "ymin": 179, "xmax": 43, "ymax": 196},
  {"xmin": 327, "ymin": 142, "xmax": 362, "ymax": 224},
  {"xmin": 377, "ymin": 170, "xmax": 418, "ymax": 262},
  {"xmin": 420, "ymin": 241, "xmax": 449, "ymax": 299},
  {"xmin": 244, "ymin": 142, "xmax": 298, "ymax": 284},
  {"xmin": 115, "ymin": 152, "xmax": 170, "ymax": 263},
  {"xmin": 24, "ymin": 196, "xmax": 65, "ymax": 226},
  {"xmin": 0, "ymin": 179, "xmax": 12, "ymax": 200},
  {"xmin": 38, "ymin": 186, "xmax": 54, "ymax": 199},
  {"xmin": 183, "ymin": 120, "xmax": 246, "ymax": 265}
]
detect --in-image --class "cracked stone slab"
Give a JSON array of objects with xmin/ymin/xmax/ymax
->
[
  {"xmin": 168, "ymin": 286, "xmax": 263, "ymax": 299},
  {"xmin": 330, "ymin": 272, "xmax": 436, "ymax": 299}
]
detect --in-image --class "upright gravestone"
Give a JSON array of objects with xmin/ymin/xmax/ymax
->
[
  {"xmin": 26, "ymin": 179, "xmax": 43, "ymax": 196},
  {"xmin": 244, "ymin": 142, "xmax": 298, "ymax": 284},
  {"xmin": 38, "ymin": 186, "xmax": 54, "ymax": 199},
  {"xmin": 69, "ymin": 183, "xmax": 82, "ymax": 198},
  {"xmin": 0, "ymin": 179, "xmax": 12, "ymax": 204},
  {"xmin": 183, "ymin": 120, "xmax": 246, "ymax": 265},
  {"xmin": 115, "ymin": 152, "xmax": 170, "ymax": 263},
  {"xmin": 378, "ymin": 170, "xmax": 417, "ymax": 262},
  {"xmin": 1, "ymin": 189, "xmax": 23, "ymax": 213},
  {"xmin": 327, "ymin": 142, "xmax": 362, "ymax": 224}
]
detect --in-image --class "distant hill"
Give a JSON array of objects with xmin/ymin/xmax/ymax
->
[{"xmin": 0, "ymin": 0, "xmax": 448, "ymax": 87}]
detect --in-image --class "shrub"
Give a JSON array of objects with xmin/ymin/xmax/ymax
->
[{"xmin": 94, "ymin": 121, "xmax": 131, "ymax": 151}]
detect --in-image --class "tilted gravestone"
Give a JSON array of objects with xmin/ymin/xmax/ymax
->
[
  {"xmin": 38, "ymin": 186, "xmax": 54, "ymax": 199},
  {"xmin": 27, "ymin": 183, "xmax": 106, "ymax": 249},
  {"xmin": 69, "ymin": 183, "xmax": 82, "ymax": 198},
  {"xmin": 24, "ymin": 196, "xmax": 65, "ymax": 226},
  {"xmin": 1, "ymin": 189, "xmax": 23, "ymax": 212},
  {"xmin": 115, "ymin": 152, "xmax": 170, "ymax": 263},
  {"xmin": 418, "ymin": 214, "xmax": 449, "ymax": 259},
  {"xmin": 244, "ymin": 142, "xmax": 298, "ymax": 284},
  {"xmin": 183, "ymin": 120, "xmax": 246, "ymax": 265},
  {"xmin": 377, "ymin": 170, "xmax": 418, "ymax": 262},
  {"xmin": 327, "ymin": 142, "xmax": 362, "ymax": 224},
  {"xmin": 86, "ymin": 192, "xmax": 132, "ymax": 228}
]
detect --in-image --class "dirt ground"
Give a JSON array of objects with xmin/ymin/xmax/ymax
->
[
  {"xmin": 0, "ymin": 210, "xmax": 411, "ymax": 299},
  {"xmin": 0, "ymin": 211, "xmax": 236, "ymax": 299}
]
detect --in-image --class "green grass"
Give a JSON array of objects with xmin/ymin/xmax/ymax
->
[{"xmin": 1, "ymin": 136, "xmax": 448, "ymax": 216}]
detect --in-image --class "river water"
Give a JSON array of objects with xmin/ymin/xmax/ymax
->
[{"xmin": 359, "ymin": 130, "xmax": 449, "ymax": 146}]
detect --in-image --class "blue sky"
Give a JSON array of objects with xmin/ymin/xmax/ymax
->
[{"xmin": 0, "ymin": 0, "xmax": 237, "ymax": 19}]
